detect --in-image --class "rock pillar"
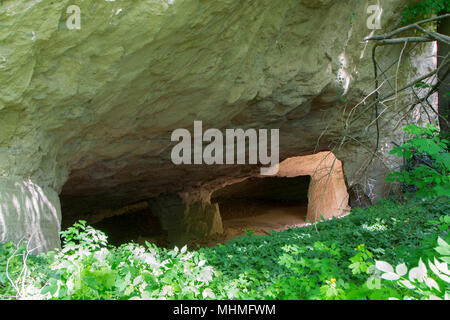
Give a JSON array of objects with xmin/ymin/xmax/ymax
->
[
  {"xmin": 0, "ymin": 177, "xmax": 62, "ymax": 253},
  {"xmin": 276, "ymin": 151, "xmax": 350, "ymax": 222},
  {"xmin": 149, "ymin": 194, "xmax": 223, "ymax": 246}
]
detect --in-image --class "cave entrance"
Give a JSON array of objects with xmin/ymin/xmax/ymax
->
[
  {"xmin": 211, "ymin": 176, "xmax": 310, "ymax": 237},
  {"xmin": 60, "ymin": 152, "xmax": 350, "ymax": 248},
  {"xmin": 207, "ymin": 151, "xmax": 351, "ymax": 243}
]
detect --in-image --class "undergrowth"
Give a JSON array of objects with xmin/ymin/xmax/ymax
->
[
  {"xmin": 200, "ymin": 196, "xmax": 449, "ymax": 299},
  {"xmin": 1, "ymin": 195, "xmax": 448, "ymax": 300}
]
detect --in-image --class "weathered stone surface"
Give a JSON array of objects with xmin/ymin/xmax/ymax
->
[
  {"xmin": 348, "ymin": 184, "xmax": 373, "ymax": 209},
  {"xmin": 149, "ymin": 194, "xmax": 222, "ymax": 246},
  {"xmin": 0, "ymin": 177, "xmax": 61, "ymax": 253},
  {"xmin": 0, "ymin": 1, "xmax": 436, "ymax": 249},
  {"xmin": 276, "ymin": 152, "xmax": 350, "ymax": 221},
  {"xmin": 210, "ymin": 152, "xmax": 348, "ymax": 222},
  {"xmin": 301, "ymin": 0, "xmax": 333, "ymax": 9}
]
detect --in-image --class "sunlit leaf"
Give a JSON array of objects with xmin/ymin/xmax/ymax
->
[
  {"xmin": 396, "ymin": 263, "xmax": 407, "ymax": 276},
  {"xmin": 376, "ymin": 261, "xmax": 394, "ymax": 273}
]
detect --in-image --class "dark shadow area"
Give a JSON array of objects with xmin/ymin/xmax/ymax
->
[
  {"xmin": 193, "ymin": 176, "xmax": 312, "ymax": 247},
  {"xmin": 211, "ymin": 176, "xmax": 310, "ymax": 221},
  {"xmin": 92, "ymin": 209, "xmax": 169, "ymax": 247}
]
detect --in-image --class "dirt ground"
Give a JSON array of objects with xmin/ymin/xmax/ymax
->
[
  {"xmin": 96, "ymin": 199, "xmax": 350, "ymax": 249},
  {"xmin": 193, "ymin": 202, "xmax": 308, "ymax": 247},
  {"xmin": 131, "ymin": 202, "xmax": 309, "ymax": 248}
]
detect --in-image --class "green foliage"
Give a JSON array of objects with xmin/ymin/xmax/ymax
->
[
  {"xmin": 199, "ymin": 196, "xmax": 449, "ymax": 299},
  {"xmin": 60, "ymin": 220, "xmax": 108, "ymax": 254},
  {"xmin": 0, "ymin": 241, "xmax": 47, "ymax": 299},
  {"xmin": 349, "ymin": 244, "xmax": 374, "ymax": 275},
  {"xmin": 244, "ymin": 228, "xmax": 255, "ymax": 236},
  {"xmin": 40, "ymin": 241, "xmax": 216, "ymax": 300},
  {"xmin": 414, "ymin": 81, "xmax": 432, "ymax": 89},
  {"xmin": 401, "ymin": 0, "xmax": 450, "ymax": 25},
  {"xmin": 426, "ymin": 215, "xmax": 450, "ymax": 232},
  {"xmin": 0, "ymin": 242, "xmax": 23, "ymax": 298},
  {"xmin": 1, "ymin": 196, "xmax": 448, "ymax": 300},
  {"xmin": 387, "ymin": 124, "xmax": 450, "ymax": 197},
  {"xmin": 368, "ymin": 236, "xmax": 450, "ymax": 300},
  {"xmin": 1, "ymin": 224, "xmax": 216, "ymax": 300}
]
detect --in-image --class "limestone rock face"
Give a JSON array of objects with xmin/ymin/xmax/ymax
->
[
  {"xmin": 0, "ymin": 177, "xmax": 61, "ymax": 252},
  {"xmin": 0, "ymin": 0, "xmax": 436, "ymax": 250},
  {"xmin": 149, "ymin": 194, "xmax": 223, "ymax": 246},
  {"xmin": 301, "ymin": 0, "xmax": 333, "ymax": 9}
]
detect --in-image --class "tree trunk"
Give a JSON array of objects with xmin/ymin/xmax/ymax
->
[{"xmin": 437, "ymin": 16, "xmax": 450, "ymax": 135}]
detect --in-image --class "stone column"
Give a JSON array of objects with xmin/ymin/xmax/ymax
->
[
  {"xmin": 276, "ymin": 151, "xmax": 350, "ymax": 222},
  {"xmin": 307, "ymin": 162, "xmax": 349, "ymax": 221},
  {"xmin": 149, "ymin": 194, "xmax": 223, "ymax": 246},
  {"xmin": 0, "ymin": 177, "xmax": 62, "ymax": 253}
]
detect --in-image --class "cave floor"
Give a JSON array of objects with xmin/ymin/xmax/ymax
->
[
  {"xmin": 194, "ymin": 203, "xmax": 308, "ymax": 248},
  {"xmin": 107, "ymin": 202, "xmax": 309, "ymax": 249}
]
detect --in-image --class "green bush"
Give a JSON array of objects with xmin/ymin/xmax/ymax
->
[
  {"xmin": 370, "ymin": 236, "xmax": 450, "ymax": 300},
  {"xmin": 387, "ymin": 124, "xmax": 449, "ymax": 197},
  {"xmin": 0, "ymin": 240, "xmax": 48, "ymax": 299},
  {"xmin": 1, "ymin": 221, "xmax": 216, "ymax": 300},
  {"xmin": 1, "ymin": 196, "xmax": 448, "ymax": 300},
  {"xmin": 199, "ymin": 196, "xmax": 449, "ymax": 299},
  {"xmin": 401, "ymin": 0, "xmax": 450, "ymax": 25}
]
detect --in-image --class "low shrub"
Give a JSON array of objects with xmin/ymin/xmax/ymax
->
[
  {"xmin": 1, "ymin": 196, "xmax": 448, "ymax": 300},
  {"xmin": 387, "ymin": 124, "xmax": 449, "ymax": 197},
  {"xmin": 200, "ymin": 196, "xmax": 449, "ymax": 299}
]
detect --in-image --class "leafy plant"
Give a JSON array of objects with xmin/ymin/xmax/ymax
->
[
  {"xmin": 200, "ymin": 196, "xmax": 449, "ymax": 299},
  {"xmin": 427, "ymin": 215, "xmax": 450, "ymax": 233},
  {"xmin": 387, "ymin": 124, "xmax": 450, "ymax": 197},
  {"xmin": 1, "ymin": 196, "xmax": 448, "ymax": 300},
  {"xmin": 349, "ymin": 244, "xmax": 374, "ymax": 275},
  {"xmin": 1, "ymin": 222, "xmax": 218, "ymax": 300},
  {"xmin": 59, "ymin": 220, "xmax": 108, "ymax": 254},
  {"xmin": 244, "ymin": 228, "xmax": 255, "ymax": 236},
  {"xmin": 0, "ymin": 241, "xmax": 48, "ymax": 299},
  {"xmin": 401, "ymin": 0, "xmax": 450, "ymax": 25},
  {"xmin": 371, "ymin": 237, "xmax": 450, "ymax": 300}
]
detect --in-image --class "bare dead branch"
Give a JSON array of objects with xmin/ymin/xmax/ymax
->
[
  {"xmin": 365, "ymin": 13, "xmax": 450, "ymax": 42},
  {"xmin": 349, "ymin": 68, "xmax": 439, "ymax": 126}
]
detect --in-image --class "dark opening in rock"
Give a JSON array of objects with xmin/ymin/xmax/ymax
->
[
  {"xmin": 91, "ymin": 208, "xmax": 169, "ymax": 247},
  {"xmin": 211, "ymin": 176, "xmax": 310, "ymax": 236},
  {"xmin": 58, "ymin": 152, "xmax": 350, "ymax": 248}
]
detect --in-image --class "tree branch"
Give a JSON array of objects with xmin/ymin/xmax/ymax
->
[{"xmin": 365, "ymin": 14, "xmax": 450, "ymax": 42}]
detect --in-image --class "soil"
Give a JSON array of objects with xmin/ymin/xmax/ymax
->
[
  {"xmin": 193, "ymin": 202, "xmax": 308, "ymax": 248},
  {"xmin": 96, "ymin": 201, "xmax": 309, "ymax": 249}
]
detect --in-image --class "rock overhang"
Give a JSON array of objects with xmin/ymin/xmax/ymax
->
[{"xmin": 0, "ymin": 0, "xmax": 437, "ymax": 250}]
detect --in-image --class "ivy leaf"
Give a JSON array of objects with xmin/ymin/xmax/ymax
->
[
  {"xmin": 409, "ymin": 259, "xmax": 427, "ymax": 282},
  {"xmin": 435, "ymin": 238, "xmax": 450, "ymax": 256}
]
